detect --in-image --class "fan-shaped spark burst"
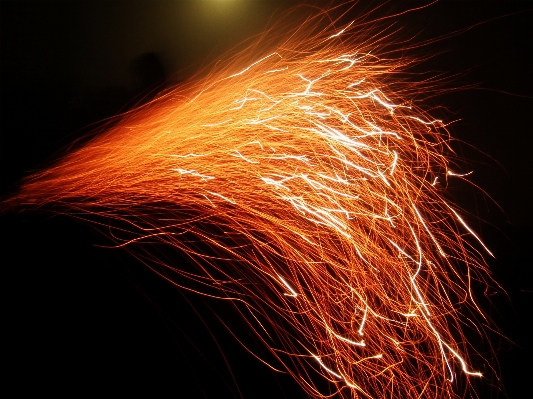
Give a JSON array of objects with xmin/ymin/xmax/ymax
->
[{"xmin": 7, "ymin": 4, "xmax": 499, "ymax": 398}]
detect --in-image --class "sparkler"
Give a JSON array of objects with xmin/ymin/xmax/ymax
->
[{"xmin": 5, "ymin": 3, "xmax": 501, "ymax": 398}]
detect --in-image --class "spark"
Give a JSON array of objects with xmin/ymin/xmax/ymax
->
[
  {"xmin": 447, "ymin": 170, "xmax": 474, "ymax": 177},
  {"xmin": 329, "ymin": 20, "xmax": 354, "ymax": 39},
  {"xmin": 6, "ymin": 4, "xmax": 500, "ymax": 399},
  {"xmin": 278, "ymin": 275, "xmax": 298, "ymax": 297}
]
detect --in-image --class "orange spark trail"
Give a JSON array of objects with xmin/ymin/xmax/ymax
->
[{"xmin": 7, "ymin": 4, "xmax": 500, "ymax": 399}]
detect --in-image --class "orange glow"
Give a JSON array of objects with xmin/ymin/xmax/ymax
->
[{"xmin": 10, "ymin": 4, "xmax": 499, "ymax": 398}]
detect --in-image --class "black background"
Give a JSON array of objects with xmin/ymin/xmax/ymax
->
[{"xmin": 1, "ymin": 1, "xmax": 532, "ymax": 398}]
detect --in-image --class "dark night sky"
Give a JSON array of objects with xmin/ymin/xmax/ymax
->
[{"xmin": 1, "ymin": 1, "xmax": 532, "ymax": 398}]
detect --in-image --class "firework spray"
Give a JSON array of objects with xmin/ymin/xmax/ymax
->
[{"xmin": 3, "ymin": 3, "xmax": 502, "ymax": 398}]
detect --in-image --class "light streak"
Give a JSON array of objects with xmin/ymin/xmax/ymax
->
[
  {"xmin": 6, "ymin": 3, "xmax": 500, "ymax": 398},
  {"xmin": 278, "ymin": 275, "xmax": 298, "ymax": 297}
]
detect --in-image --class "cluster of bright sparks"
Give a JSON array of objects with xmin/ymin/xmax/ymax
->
[{"xmin": 13, "ymin": 5, "xmax": 499, "ymax": 398}]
